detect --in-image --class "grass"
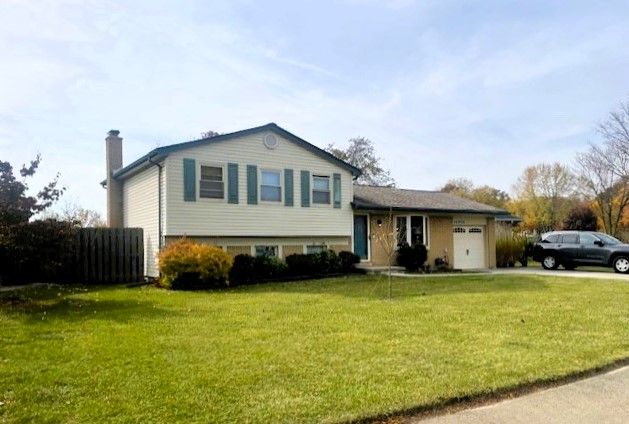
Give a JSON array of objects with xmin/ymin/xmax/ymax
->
[{"xmin": 1, "ymin": 274, "xmax": 628, "ymax": 423}]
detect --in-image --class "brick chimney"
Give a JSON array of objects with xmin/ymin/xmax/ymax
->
[{"xmin": 105, "ymin": 130, "xmax": 123, "ymax": 227}]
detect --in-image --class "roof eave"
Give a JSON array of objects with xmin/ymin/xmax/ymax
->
[
  {"xmin": 351, "ymin": 203, "xmax": 506, "ymax": 215},
  {"xmin": 107, "ymin": 123, "xmax": 362, "ymax": 182}
]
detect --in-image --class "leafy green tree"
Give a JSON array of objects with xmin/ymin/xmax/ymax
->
[
  {"xmin": 0, "ymin": 155, "xmax": 64, "ymax": 225},
  {"xmin": 326, "ymin": 137, "xmax": 395, "ymax": 186}
]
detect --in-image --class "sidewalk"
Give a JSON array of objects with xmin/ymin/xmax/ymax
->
[{"xmin": 416, "ymin": 366, "xmax": 629, "ymax": 423}]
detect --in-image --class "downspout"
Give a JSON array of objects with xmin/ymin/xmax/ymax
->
[{"xmin": 148, "ymin": 155, "xmax": 163, "ymax": 249}]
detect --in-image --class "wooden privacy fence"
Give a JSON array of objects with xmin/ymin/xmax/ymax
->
[{"xmin": 63, "ymin": 228, "xmax": 144, "ymax": 284}]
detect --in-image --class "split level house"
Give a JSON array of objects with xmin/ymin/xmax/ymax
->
[{"xmin": 102, "ymin": 123, "xmax": 505, "ymax": 278}]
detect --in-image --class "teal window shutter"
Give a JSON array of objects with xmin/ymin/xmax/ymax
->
[
  {"xmin": 333, "ymin": 173, "xmax": 341, "ymax": 208},
  {"xmin": 247, "ymin": 165, "xmax": 258, "ymax": 205},
  {"xmin": 183, "ymin": 158, "xmax": 196, "ymax": 202},
  {"xmin": 300, "ymin": 170, "xmax": 310, "ymax": 207},
  {"xmin": 284, "ymin": 169, "xmax": 294, "ymax": 206},
  {"xmin": 228, "ymin": 163, "xmax": 239, "ymax": 204}
]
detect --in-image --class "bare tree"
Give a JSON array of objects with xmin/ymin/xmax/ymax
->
[
  {"xmin": 200, "ymin": 130, "xmax": 220, "ymax": 139},
  {"xmin": 576, "ymin": 100, "xmax": 629, "ymax": 236},
  {"xmin": 41, "ymin": 202, "xmax": 106, "ymax": 227},
  {"xmin": 326, "ymin": 137, "xmax": 395, "ymax": 186},
  {"xmin": 370, "ymin": 208, "xmax": 404, "ymax": 299}
]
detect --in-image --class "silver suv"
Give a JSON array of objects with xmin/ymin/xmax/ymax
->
[{"xmin": 532, "ymin": 231, "xmax": 629, "ymax": 273}]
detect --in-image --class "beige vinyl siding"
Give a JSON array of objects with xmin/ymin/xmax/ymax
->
[
  {"xmin": 123, "ymin": 166, "xmax": 160, "ymax": 277},
  {"xmin": 164, "ymin": 132, "xmax": 354, "ymax": 237}
]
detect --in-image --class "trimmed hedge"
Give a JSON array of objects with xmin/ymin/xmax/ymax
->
[
  {"xmin": 229, "ymin": 250, "xmax": 361, "ymax": 285},
  {"xmin": 0, "ymin": 219, "xmax": 77, "ymax": 284}
]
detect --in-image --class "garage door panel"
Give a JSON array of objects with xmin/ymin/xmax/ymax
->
[{"xmin": 453, "ymin": 226, "xmax": 485, "ymax": 269}]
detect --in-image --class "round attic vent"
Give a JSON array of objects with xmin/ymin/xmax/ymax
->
[{"xmin": 263, "ymin": 133, "xmax": 279, "ymax": 149}]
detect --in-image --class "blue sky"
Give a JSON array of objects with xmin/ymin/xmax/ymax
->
[{"xmin": 2, "ymin": 0, "xmax": 629, "ymax": 216}]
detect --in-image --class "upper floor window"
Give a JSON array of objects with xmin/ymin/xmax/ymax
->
[
  {"xmin": 261, "ymin": 170, "xmax": 281, "ymax": 202},
  {"xmin": 200, "ymin": 165, "xmax": 224, "ymax": 199},
  {"xmin": 312, "ymin": 175, "xmax": 330, "ymax": 204}
]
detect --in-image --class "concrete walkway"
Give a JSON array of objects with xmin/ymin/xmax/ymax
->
[
  {"xmin": 491, "ymin": 268, "xmax": 629, "ymax": 281},
  {"xmin": 417, "ymin": 366, "xmax": 629, "ymax": 423}
]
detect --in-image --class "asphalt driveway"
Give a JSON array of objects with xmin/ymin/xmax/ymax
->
[{"xmin": 418, "ymin": 365, "xmax": 629, "ymax": 423}]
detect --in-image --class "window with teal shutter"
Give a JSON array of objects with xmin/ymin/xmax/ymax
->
[
  {"xmin": 284, "ymin": 169, "xmax": 293, "ymax": 206},
  {"xmin": 300, "ymin": 170, "xmax": 310, "ymax": 207},
  {"xmin": 247, "ymin": 165, "xmax": 258, "ymax": 204},
  {"xmin": 333, "ymin": 173, "xmax": 341, "ymax": 208},
  {"xmin": 228, "ymin": 163, "xmax": 238, "ymax": 204},
  {"xmin": 183, "ymin": 158, "xmax": 196, "ymax": 201}
]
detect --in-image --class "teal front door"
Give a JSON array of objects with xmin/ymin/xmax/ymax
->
[{"xmin": 353, "ymin": 215, "xmax": 368, "ymax": 260}]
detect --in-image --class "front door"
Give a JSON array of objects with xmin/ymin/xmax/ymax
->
[{"xmin": 353, "ymin": 215, "xmax": 368, "ymax": 260}]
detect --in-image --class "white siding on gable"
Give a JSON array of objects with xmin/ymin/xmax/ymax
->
[
  {"xmin": 123, "ymin": 166, "xmax": 160, "ymax": 277},
  {"xmin": 164, "ymin": 132, "xmax": 354, "ymax": 237}
]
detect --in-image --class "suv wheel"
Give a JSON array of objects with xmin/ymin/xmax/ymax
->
[
  {"xmin": 542, "ymin": 255, "xmax": 558, "ymax": 270},
  {"xmin": 613, "ymin": 256, "xmax": 629, "ymax": 274}
]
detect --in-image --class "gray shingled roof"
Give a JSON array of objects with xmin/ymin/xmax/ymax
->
[{"xmin": 352, "ymin": 185, "xmax": 506, "ymax": 215}]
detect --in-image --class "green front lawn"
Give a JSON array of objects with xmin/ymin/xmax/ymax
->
[{"xmin": 1, "ymin": 275, "xmax": 628, "ymax": 423}]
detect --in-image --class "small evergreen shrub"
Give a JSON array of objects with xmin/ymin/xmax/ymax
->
[
  {"xmin": 158, "ymin": 239, "xmax": 233, "ymax": 289},
  {"xmin": 286, "ymin": 253, "xmax": 317, "ymax": 276},
  {"xmin": 229, "ymin": 254, "xmax": 256, "ymax": 285},
  {"xmin": 338, "ymin": 251, "xmax": 360, "ymax": 272},
  {"xmin": 396, "ymin": 242, "xmax": 428, "ymax": 272},
  {"xmin": 313, "ymin": 249, "xmax": 341, "ymax": 274},
  {"xmin": 253, "ymin": 255, "xmax": 287, "ymax": 280}
]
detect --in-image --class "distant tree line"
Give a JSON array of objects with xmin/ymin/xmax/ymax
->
[{"xmin": 438, "ymin": 99, "xmax": 629, "ymax": 237}]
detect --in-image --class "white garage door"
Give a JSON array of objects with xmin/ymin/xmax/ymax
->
[{"xmin": 453, "ymin": 226, "xmax": 486, "ymax": 269}]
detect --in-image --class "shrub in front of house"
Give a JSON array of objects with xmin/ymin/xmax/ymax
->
[
  {"xmin": 229, "ymin": 254, "xmax": 256, "ymax": 285},
  {"xmin": 230, "ymin": 249, "xmax": 360, "ymax": 285},
  {"xmin": 396, "ymin": 242, "xmax": 428, "ymax": 272},
  {"xmin": 285, "ymin": 253, "xmax": 318, "ymax": 275},
  {"xmin": 158, "ymin": 239, "xmax": 233, "ymax": 289},
  {"xmin": 313, "ymin": 249, "xmax": 342, "ymax": 274},
  {"xmin": 229, "ymin": 254, "xmax": 288, "ymax": 285},
  {"xmin": 338, "ymin": 251, "xmax": 361, "ymax": 272},
  {"xmin": 253, "ymin": 255, "xmax": 288, "ymax": 280}
]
